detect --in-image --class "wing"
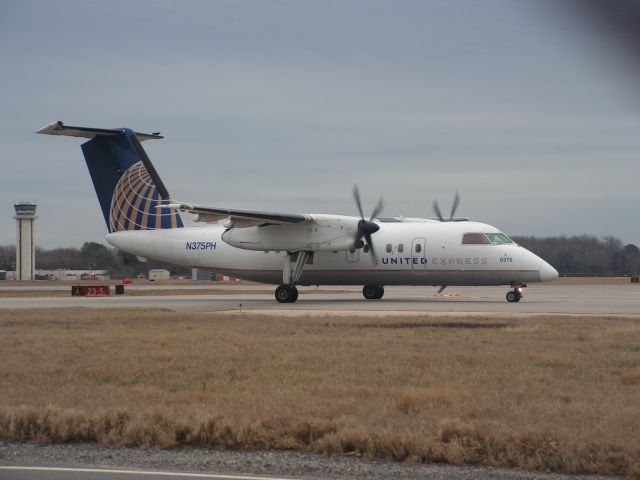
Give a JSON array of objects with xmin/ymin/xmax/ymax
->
[{"xmin": 167, "ymin": 202, "xmax": 312, "ymax": 228}]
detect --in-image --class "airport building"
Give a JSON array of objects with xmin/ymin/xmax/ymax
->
[
  {"xmin": 149, "ymin": 269, "xmax": 170, "ymax": 281},
  {"xmin": 34, "ymin": 269, "xmax": 110, "ymax": 281}
]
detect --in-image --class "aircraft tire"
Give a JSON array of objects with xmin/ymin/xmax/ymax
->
[
  {"xmin": 363, "ymin": 285, "xmax": 383, "ymax": 300},
  {"xmin": 506, "ymin": 290, "xmax": 521, "ymax": 303},
  {"xmin": 275, "ymin": 284, "xmax": 297, "ymax": 303}
]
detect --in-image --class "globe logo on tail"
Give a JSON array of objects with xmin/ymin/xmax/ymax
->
[{"xmin": 109, "ymin": 161, "xmax": 181, "ymax": 231}]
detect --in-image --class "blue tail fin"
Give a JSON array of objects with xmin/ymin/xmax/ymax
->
[{"xmin": 38, "ymin": 121, "xmax": 183, "ymax": 232}]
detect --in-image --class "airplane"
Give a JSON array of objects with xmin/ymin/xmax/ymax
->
[{"xmin": 37, "ymin": 121, "xmax": 558, "ymax": 303}]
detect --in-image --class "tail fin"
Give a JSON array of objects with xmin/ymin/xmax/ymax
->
[{"xmin": 37, "ymin": 121, "xmax": 183, "ymax": 232}]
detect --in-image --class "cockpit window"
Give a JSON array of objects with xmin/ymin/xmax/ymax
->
[
  {"xmin": 485, "ymin": 232, "xmax": 513, "ymax": 245},
  {"xmin": 462, "ymin": 233, "xmax": 491, "ymax": 245}
]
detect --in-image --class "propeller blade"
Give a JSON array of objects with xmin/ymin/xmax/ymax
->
[
  {"xmin": 365, "ymin": 233, "xmax": 379, "ymax": 264},
  {"xmin": 433, "ymin": 200, "xmax": 444, "ymax": 222},
  {"xmin": 449, "ymin": 192, "xmax": 460, "ymax": 221},
  {"xmin": 369, "ymin": 197, "xmax": 384, "ymax": 221},
  {"xmin": 352, "ymin": 185, "xmax": 365, "ymax": 219},
  {"xmin": 352, "ymin": 185, "xmax": 382, "ymax": 260}
]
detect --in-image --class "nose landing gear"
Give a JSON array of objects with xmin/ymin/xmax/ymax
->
[{"xmin": 506, "ymin": 285, "xmax": 525, "ymax": 303}]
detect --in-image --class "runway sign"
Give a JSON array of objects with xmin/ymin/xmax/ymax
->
[{"xmin": 71, "ymin": 285, "xmax": 110, "ymax": 297}]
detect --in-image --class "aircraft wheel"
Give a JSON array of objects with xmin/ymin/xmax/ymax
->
[
  {"xmin": 275, "ymin": 284, "xmax": 298, "ymax": 303},
  {"xmin": 363, "ymin": 285, "xmax": 383, "ymax": 300},
  {"xmin": 506, "ymin": 290, "xmax": 521, "ymax": 303}
]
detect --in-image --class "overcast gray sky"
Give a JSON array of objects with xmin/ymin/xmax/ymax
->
[{"xmin": 1, "ymin": 0, "xmax": 639, "ymax": 248}]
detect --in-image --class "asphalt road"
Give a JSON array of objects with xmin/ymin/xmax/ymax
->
[
  {"xmin": 0, "ymin": 443, "xmax": 625, "ymax": 480},
  {"xmin": 0, "ymin": 466, "xmax": 290, "ymax": 480}
]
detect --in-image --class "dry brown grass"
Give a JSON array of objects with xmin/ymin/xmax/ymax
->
[
  {"xmin": 1, "ymin": 308, "xmax": 640, "ymax": 477},
  {"xmin": 621, "ymin": 369, "xmax": 640, "ymax": 385}
]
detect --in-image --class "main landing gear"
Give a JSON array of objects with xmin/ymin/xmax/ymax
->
[
  {"xmin": 506, "ymin": 285, "xmax": 525, "ymax": 303},
  {"xmin": 363, "ymin": 285, "xmax": 384, "ymax": 300},
  {"xmin": 275, "ymin": 284, "xmax": 299, "ymax": 303},
  {"xmin": 275, "ymin": 251, "xmax": 311, "ymax": 303}
]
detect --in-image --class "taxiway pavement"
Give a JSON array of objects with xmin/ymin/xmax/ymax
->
[{"xmin": 0, "ymin": 284, "xmax": 638, "ymax": 315}]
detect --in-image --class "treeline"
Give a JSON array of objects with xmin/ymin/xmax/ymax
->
[
  {"xmin": 512, "ymin": 235, "xmax": 640, "ymax": 277},
  {"xmin": 0, "ymin": 242, "xmax": 191, "ymax": 278},
  {"xmin": 1, "ymin": 235, "xmax": 639, "ymax": 278}
]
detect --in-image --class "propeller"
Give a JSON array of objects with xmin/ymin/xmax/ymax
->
[
  {"xmin": 352, "ymin": 185, "xmax": 383, "ymax": 263},
  {"xmin": 433, "ymin": 191, "xmax": 460, "ymax": 222}
]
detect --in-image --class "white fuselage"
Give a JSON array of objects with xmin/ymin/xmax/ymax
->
[{"xmin": 106, "ymin": 219, "xmax": 558, "ymax": 287}]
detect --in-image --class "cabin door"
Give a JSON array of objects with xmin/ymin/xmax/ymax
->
[{"xmin": 411, "ymin": 237, "xmax": 427, "ymax": 274}]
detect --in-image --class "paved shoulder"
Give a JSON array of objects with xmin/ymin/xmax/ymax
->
[
  {"xmin": 0, "ymin": 466, "xmax": 292, "ymax": 480},
  {"xmin": 0, "ymin": 443, "xmax": 624, "ymax": 480}
]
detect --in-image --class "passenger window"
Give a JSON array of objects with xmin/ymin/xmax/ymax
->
[
  {"xmin": 386, "ymin": 244, "xmax": 392, "ymax": 253},
  {"xmin": 415, "ymin": 244, "xmax": 422, "ymax": 253},
  {"xmin": 462, "ymin": 233, "xmax": 491, "ymax": 245},
  {"xmin": 398, "ymin": 244, "xmax": 404, "ymax": 253}
]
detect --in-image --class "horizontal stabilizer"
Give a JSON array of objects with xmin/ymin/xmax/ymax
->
[{"xmin": 36, "ymin": 121, "xmax": 163, "ymax": 142}]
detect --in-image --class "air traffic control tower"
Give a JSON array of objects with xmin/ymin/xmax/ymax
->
[{"xmin": 14, "ymin": 202, "xmax": 37, "ymax": 281}]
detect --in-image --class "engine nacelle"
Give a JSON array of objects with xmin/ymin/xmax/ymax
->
[{"xmin": 221, "ymin": 215, "xmax": 358, "ymax": 252}]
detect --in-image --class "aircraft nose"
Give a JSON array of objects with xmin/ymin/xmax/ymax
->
[{"xmin": 539, "ymin": 260, "xmax": 559, "ymax": 282}]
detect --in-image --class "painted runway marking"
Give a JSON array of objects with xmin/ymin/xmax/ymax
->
[{"xmin": 0, "ymin": 466, "xmax": 297, "ymax": 480}]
